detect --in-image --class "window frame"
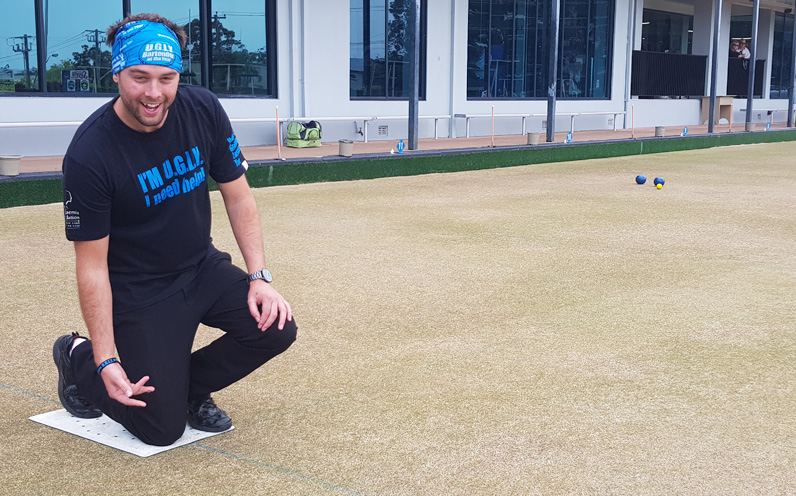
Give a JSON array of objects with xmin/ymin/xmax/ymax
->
[
  {"xmin": 350, "ymin": 0, "xmax": 428, "ymax": 101},
  {"xmin": 465, "ymin": 0, "xmax": 615, "ymax": 101},
  {"xmin": 0, "ymin": 0, "xmax": 278, "ymax": 98}
]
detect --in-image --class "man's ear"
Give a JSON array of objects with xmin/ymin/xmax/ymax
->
[{"xmin": 113, "ymin": 73, "xmax": 119, "ymax": 83}]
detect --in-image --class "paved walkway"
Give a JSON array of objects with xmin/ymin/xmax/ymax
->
[{"xmin": 13, "ymin": 122, "xmax": 784, "ymax": 176}]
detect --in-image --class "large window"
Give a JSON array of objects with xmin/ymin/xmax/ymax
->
[
  {"xmin": 350, "ymin": 0, "xmax": 427, "ymax": 99},
  {"xmin": 208, "ymin": 1, "xmax": 273, "ymax": 95},
  {"xmin": 770, "ymin": 13, "xmax": 794, "ymax": 99},
  {"xmin": 0, "ymin": 0, "xmax": 276, "ymax": 97},
  {"xmin": 0, "ymin": 2, "xmax": 57, "ymax": 93},
  {"xmin": 0, "ymin": 1, "xmax": 122, "ymax": 94},
  {"xmin": 466, "ymin": 0, "xmax": 613, "ymax": 100},
  {"xmin": 133, "ymin": 1, "xmax": 276, "ymax": 96},
  {"xmin": 641, "ymin": 10, "xmax": 693, "ymax": 55},
  {"xmin": 45, "ymin": 1, "xmax": 121, "ymax": 94}
]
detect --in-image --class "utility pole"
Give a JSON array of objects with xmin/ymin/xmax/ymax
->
[
  {"xmin": 213, "ymin": 12, "xmax": 227, "ymax": 48},
  {"xmin": 213, "ymin": 12, "xmax": 227, "ymax": 90},
  {"xmin": 10, "ymin": 34, "xmax": 34, "ymax": 90},
  {"xmin": 85, "ymin": 29, "xmax": 106, "ymax": 93}
]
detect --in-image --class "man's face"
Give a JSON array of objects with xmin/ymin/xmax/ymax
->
[{"xmin": 112, "ymin": 65, "xmax": 179, "ymax": 133}]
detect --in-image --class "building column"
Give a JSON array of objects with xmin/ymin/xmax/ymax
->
[
  {"xmin": 693, "ymin": 0, "xmax": 732, "ymax": 95},
  {"xmin": 757, "ymin": 9, "xmax": 776, "ymax": 98}
]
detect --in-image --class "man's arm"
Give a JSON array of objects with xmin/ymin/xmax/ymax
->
[
  {"xmin": 74, "ymin": 237, "xmax": 154, "ymax": 406},
  {"xmin": 217, "ymin": 175, "xmax": 293, "ymax": 331}
]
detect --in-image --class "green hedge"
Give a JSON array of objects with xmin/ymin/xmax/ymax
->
[{"xmin": 3, "ymin": 129, "xmax": 796, "ymax": 209}]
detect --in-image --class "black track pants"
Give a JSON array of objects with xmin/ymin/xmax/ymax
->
[{"xmin": 72, "ymin": 256, "xmax": 297, "ymax": 446}]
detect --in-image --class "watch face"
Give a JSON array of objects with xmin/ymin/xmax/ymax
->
[{"xmin": 262, "ymin": 269, "xmax": 273, "ymax": 282}]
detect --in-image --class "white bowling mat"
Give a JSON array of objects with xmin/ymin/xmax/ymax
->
[{"xmin": 30, "ymin": 409, "xmax": 233, "ymax": 457}]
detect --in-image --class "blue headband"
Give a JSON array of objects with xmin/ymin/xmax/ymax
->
[{"xmin": 112, "ymin": 20, "xmax": 183, "ymax": 74}]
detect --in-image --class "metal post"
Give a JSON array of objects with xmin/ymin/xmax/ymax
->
[
  {"xmin": 407, "ymin": 0, "xmax": 421, "ymax": 150},
  {"xmin": 745, "ymin": 0, "xmax": 761, "ymax": 126},
  {"xmin": 708, "ymin": 0, "xmax": 722, "ymax": 133},
  {"xmin": 199, "ymin": 0, "xmax": 211, "ymax": 88},
  {"xmin": 448, "ymin": 0, "xmax": 457, "ymax": 138},
  {"xmin": 788, "ymin": 0, "xmax": 796, "ymax": 126},
  {"xmin": 34, "ymin": 0, "xmax": 47, "ymax": 93},
  {"xmin": 546, "ymin": 0, "xmax": 561, "ymax": 142},
  {"xmin": 624, "ymin": 0, "xmax": 638, "ymax": 130}
]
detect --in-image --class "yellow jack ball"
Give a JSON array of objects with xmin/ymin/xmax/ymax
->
[{"xmin": 656, "ymin": 183, "xmax": 663, "ymax": 189}]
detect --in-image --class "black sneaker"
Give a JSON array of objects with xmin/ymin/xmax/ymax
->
[
  {"xmin": 187, "ymin": 396, "xmax": 233, "ymax": 432},
  {"xmin": 53, "ymin": 333, "xmax": 102, "ymax": 418}
]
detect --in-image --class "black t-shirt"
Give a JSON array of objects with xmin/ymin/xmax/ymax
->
[{"xmin": 62, "ymin": 84, "xmax": 248, "ymax": 312}]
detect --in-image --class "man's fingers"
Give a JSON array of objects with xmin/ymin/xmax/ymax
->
[
  {"xmin": 113, "ymin": 394, "xmax": 148, "ymax": 407},
  {"xmin": 285, "ymin": 300, "xmax": 293, "ymax": 322},
  {"xmin": 260, "ymin": 300, "xmax": 278, "ymax": 330},
  {"xmin": 277, "ymin": 300, "xmax": 292, "ymax": 330},
  {"xmin": 131, "ymin": 375, "xmax": 155, "ymax": 394},
  {"xmin": 248, "ymin": 298, "xmax": 262, "ymax": 322}
]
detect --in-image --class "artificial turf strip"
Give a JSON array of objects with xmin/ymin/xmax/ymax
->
[
  {"xmin": 2, "ymin": 129, "xmax": 796, "ymax": 209},
  {"xmin": 0, "ymin": 179, "xmax": 64, "ymax": 210}
]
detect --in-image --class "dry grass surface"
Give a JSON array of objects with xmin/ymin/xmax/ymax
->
[{"xmin": 1, "ymin": 142, "xmax": 794, "ymax": 495}]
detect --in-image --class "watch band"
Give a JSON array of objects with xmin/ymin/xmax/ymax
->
[{"xmin": 247, "ymin": 268, "xmax": 273, "ymax": 283}]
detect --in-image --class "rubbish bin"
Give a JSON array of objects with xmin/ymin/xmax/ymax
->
[
  {"xmin": 654, "ymin": 126, "xmax": 666, "ymax": 137},
  {"xmin": 339, "ymin": 139, "xmax": 354, "ymax": 157},
  {"xmin": 527, "ymin": 133, "xmax": 541, "ymax": 145},
  {"xmin": 0, "ymin": 155, "xmax": 21, "ymax": 176}
]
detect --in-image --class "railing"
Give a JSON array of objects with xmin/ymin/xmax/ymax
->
[
  {"xmin": 453, "ymin": 111, "xmax": 626, "ymax": 137},
  {"xmin": 1, "ymin": 112, "xmax": 627, "ymax": 146},
  {"xmin": 727, "ymin": 58, "xmax": 765, "ymax": 98}
]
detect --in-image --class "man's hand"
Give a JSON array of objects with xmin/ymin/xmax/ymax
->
[
  {"xmin": 248, "ymin": 279, "xmax": 293, "ymax": 331},
  {"xmin": 99, "ymin": 363, "xmax": 155, "ymax": 407}
]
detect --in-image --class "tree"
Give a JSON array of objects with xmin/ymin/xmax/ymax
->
[
  {"xmin": 46, "ymin": 60, "xmax": 76, "ymax": 83},
  {"xmin": 182, "ymin": 16, "xmax": 267, "ymax": 94},
  {"xmin": 183, "ymin": 17, "xmax": 245, "ymax": 57},
  {"xmin": 388, "ymin": 0, "xmax": 410, "ymax": 59},
  {"xmin": 70, "ymin": 44, "xmax": 113, "ymax": 92}
]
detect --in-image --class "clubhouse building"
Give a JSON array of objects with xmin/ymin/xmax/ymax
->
[{"xmin": 1, "ymin": 0, "xmax": 794, "ymax": 156}]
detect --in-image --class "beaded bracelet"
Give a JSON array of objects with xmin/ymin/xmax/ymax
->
[{"xmin": 97, "ymin": 357, "xmax": 119, "ymax": 375}]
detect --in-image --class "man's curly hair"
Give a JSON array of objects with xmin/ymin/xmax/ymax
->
[{"xmin": 106, "ymin": 13, "xmax": 187, "ymax": 49}]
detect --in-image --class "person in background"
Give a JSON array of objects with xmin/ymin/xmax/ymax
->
[
  {"xmin": 739, "ymin": 40, "xmax": 751, "ymax": 59},
  {"xmin": 729, "ymin": 40, "xmax": 740, "ymax": 58}
]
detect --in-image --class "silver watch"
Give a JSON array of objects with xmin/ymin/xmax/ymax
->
[{"xmin": 247, "ymin": 268, "xmax": 273, "ymax": 283}]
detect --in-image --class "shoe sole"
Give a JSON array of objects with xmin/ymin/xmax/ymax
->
[{"xmin": 52, "ymin": 336, "xmax": 102, "ymax": 419}]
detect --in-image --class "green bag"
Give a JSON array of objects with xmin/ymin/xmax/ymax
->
[{"xmin": 286, "ymin": 120, "xmax": 322, "ymax": 148}]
